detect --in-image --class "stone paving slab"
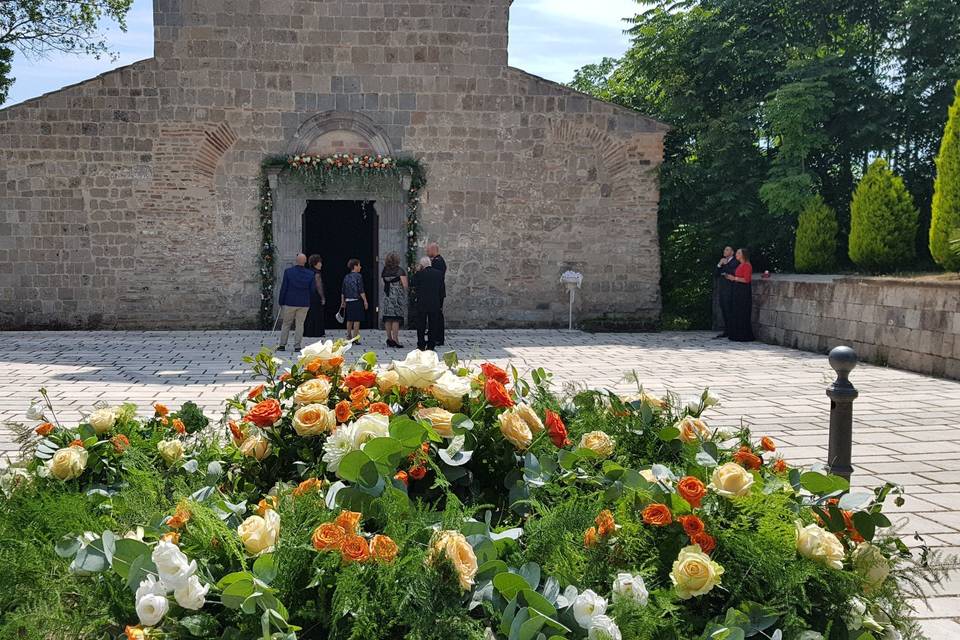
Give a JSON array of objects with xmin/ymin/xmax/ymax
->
[{"xmin": 0, "ymin": 329, "xmax": 958, "ymax": 635}]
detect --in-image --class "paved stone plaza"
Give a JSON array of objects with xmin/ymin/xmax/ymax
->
[{"xmin": 1, "ymin": 329, "xmax": 959, "ymax": 635}]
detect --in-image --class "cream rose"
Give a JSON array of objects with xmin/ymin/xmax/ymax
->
[
  {"xmin": 239, "ymin": 435, "xmax": 271, "ymax": 461},
  {"xmin": 293, "ymin": 378, "xmax": 332, "ymax": 405},
  {"xmin": 298, "ymin": 339, "xmax": 349, "ymax": 368},
  {"xmin": 429, "ymin": 371, "xmax": 472, "ymax": 411},
  {"xmin": 670, "ymin": 544, "xmax": 724, "ymax": 599},
  {"xmin": 418, "ymin": 407, "xmax": 455, "ymax": 438},
  {"xmin": 515, "ymin": 404, "xmax": 544, "ymax": 434},
  {"xmin": 796, "ymin": 521, "xmax": 845, "ymax": 570},
  {"xmin": 377, "ymin": 369, "xmax": 400, "ymax": 395},
  {"xmin": 499, "ymin": 409, "xmax": 533, "ymax": 450},
  {"xmin": 392, "ymin": 350, "xmax": 446, "ymax": 388},
  {"xmin": 580, "ymin": 431, "xmax": 615, "ymax": 458},
  {"xmin": 157, "ymin": 439, "xmax": 184, "ymax": 466},
  {"xmin": 588, "ymin": 615, "xmax": 622, "ymax": 640},
  {"xmin": 350, "ymin": 413, "xmax": 390, "ymax": 448},
  {"xmin": 852, "ymin": 542, "xmax": 891, "ymax": 593},
  {"xmin": 572, "ymin": 589, "xmax": 607, "ymax": 628},
  {"xmin": 238, "ymin": 508, "xmax": 280, "ymax": 556},
  {"xmin": 709, "ymin": 462, "xmax": 754, "ymax": 498},
  {"xmin": 430, "ymin": 530, "xmax": 478, "ymax": 591},
  {"xmin": 49, "ymin": 446, "xmax": 88, "ymax": 481},
  {"xmin": 676, "ymin": 416, "xmax": 710, "ymax": 443},
  {"xmin": 292, "ymin": 404, "xmax": 336, "ymax": 437},
  {"xmin": 87, "ymin": 407, "xmax": 118, "ymax": 434},
  {"xmin": 612, "ymin": 572, "xmax": 649, "ymax": 606}
]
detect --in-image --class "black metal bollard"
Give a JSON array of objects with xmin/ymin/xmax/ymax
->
[{"xmin": 826, "ymin": 346, "xmax": 858, "ymax": 480}]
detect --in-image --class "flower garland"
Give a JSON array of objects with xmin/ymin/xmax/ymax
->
[{"xmin": 257, "ymin": 153, "xmax": 427, "ymax": 329}]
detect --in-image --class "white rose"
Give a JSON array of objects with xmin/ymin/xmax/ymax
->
[
  {"xmin": 852, "ymin": 542, "xmax": 891, "ymax": 593},
  {"xmin": 157, "ymin": 439, "xmax": 184, "ymax": 465},
  {"xmin": 173, "ymin": 575, "xmax": 209, "ymax": 610},
  {"xmin": 429, "ymin": 371, "xmax": 472, "ymax": 411},
  {"xmin": 572, "ymin": 589, "xmax": 607, "ymax": 629},
  {"xmin": 709, "ymin": 462, "xmax": 754, "ymax": 498},
  {"xmin": 238, "ymin": 508, "xmax": 280, "ymax": 556},
  {"xmin": 588, "ymin": 615, "xmax": 622, "ymax": 640},
  {"xmin": 298, "ymin": 339, "xmax": 349, "ymax": 368},
  {"xmin": 152, "ymin": 540, "xmax": 197, "ymax": 590},
  {"xmin": 87, "ymin": 407, "xmax": 117, "ymax": 434},
  {"xmin": 612, "ymin": 572, "xmax": 648, "ymax": 606},
  {"xmin": 123, "ymin": 526, "xmax": 145, "ymax": 542},
  {"xmin": 796, "ymin": 521, "xmax": 845, "ymax": 570},
  {"xmin": 49, "ymin": 446, "xmax": 88, "ymax": 481},
  {"xmin": 136, "ymin": 592, "xmax": 169, "ymax": 626},
  {"xmin": 26, "ymin": 401, "xmax": 45, "ymax": 421},
  {"xmin": 351, "ymin": 413, "xmax": 390, "ymax": 448},
  {"xmin": 392, "ymin": 350, "xmax": 446, "ymax": 388},
  {"xmin": 322, "ymin": 425, "xmax": 356, "ymax": 473},
  {"xmin": 135, "ymin": 575, "xmax": 166, "ymax": 601}
]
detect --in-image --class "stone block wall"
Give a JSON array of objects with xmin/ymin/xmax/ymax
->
[{"xmin": 753, "ymin": 274, "xmax": 960, "ymax": 379}]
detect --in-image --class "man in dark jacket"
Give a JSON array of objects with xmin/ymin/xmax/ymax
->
[
  {"xmin": 412, "ymin": 256, "xmax": 444, "ymax": 351},
  {"xmin": 715, "ymin": 246, "xmax": 739, "ymax": 339},
  {"xmin": 427, "ymin": 242, "xmax": 446, "ymax": 345},
  {"xmin": 277, "ymin": 253, "xmax": 316, "ymax": 351}
]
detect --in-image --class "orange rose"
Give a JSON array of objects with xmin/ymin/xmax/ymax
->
[
  {"xmin": 247, "ymin": 384, "xmax": 266, "ymax": 400},
  {"xmin": 678, "ymin": 514, "xmax": 705, "ymax": 537},
  {"xmin": 760, "ymin": 436, "xmax": 776, "ymax": 452},
  {"xmin": 229, "ymin": 420, "xmax": 246, "ymax": 444},
  {"xmin": 160, "ymin": 531, "xmax": 180, "ymax": 544},
  {"xmin": 409, "ymin": 465, "xmax": 427, "ymax": 481},
  {"xmin": 344, "ymin": 370, "xmax": 378, "ymax": 390},
  {"xmin": 480, "ymin": 363, "xmax": 510, "ymax": 385},
  {"xmin": 124, "ymin": 625, "xmax": 147, "ymax": 640},
  {"xmin": 370, "ymin": 534, "xmax": 399, "ymax": 563},
  {"xmin": 334, "ymin": 510, "xmax": 362, "ymax": 535},
  {"xmin": 111, "ymin": 434, "xmax": 130, "ymax": 453},
  {"xmin": 335, "ymin": 400, "xmax": 354, "ymax": 423},
  {"xmin": 312, "ymin": 523, "xmax": 346, "ymax": 551},
  {"xmin": 167, "ymin": 507, "xmax": 191, "ymax": 529},
  {"xmin": 484, "ymin": 378, "xmax": 514, "ymax": 409},
  {"xmin": 340, "ymin": 534, "xmax": 371, "ymax": 563},
  {"xmin": 394, "ymin": 470, "xmax": 409, "ymax": 486},
  {"xmin": 152, "ymin": 403, "xmax": 169, "ymax": 417},
  {"xmin": 642, "ymin": 503, "xmax": 673, "ymax": 527},
  {"xmin": 772, "ymin": 458, "xmax": 788, "ymax": 473},
  {"xmin": 35, "ymin": 422, "xmax": 55, "ymax": 436},
  {"xmin": 368, "ymin": 402, "xmax": 392, "ymax": 416},
  {"xmin": 584, "ymin": 526, "xmax": 599, "ymax": 548},
  {"xmin": 841, "ymin": 510, "xmax": 865, "ymax": 543},
  {"xmin": 293, "ymin": 477, "xmax": 322, "ymax": 497},
  {"xmin": 323, "ymin": 356, "xmax": 345, "ymax": 372},
  {"xmin": 677, "ymin": 476, "xmax": 707, "ymax": 508},
  {"xmin": 306, "ymin": 360, "xmax": 323, "ymax": 374},
  {"xmin": 172, "ymin": 418, "xmax": 186, "ymax": 435},
  {"xmin": 69, "ymin": 439, "xmax": 85, "ymax": 448},
  {"xmin": 692, "ymin": 531, "xmax": 716, "ymax": 554},
  {"xmin": 245, "ymin": 399, "xmax": 282, "ymax": 428},
  {"xmin": 733, "ymin": 446, "xmax": 762, "ymax": 471},
  {"xmin": 350, "ymin": 385, "xmax": 369, "ymax": 409},
  {"xmin": 545, "ymin": 410, "xmax": 570, "ymax": 448},
  {"xmin": 278, "ymin": 372, "xmax": 291, "ymax": 382},
  {"xmin": 595, "ymin": 510, "xmax": 616, "ymax": 537},
  {"xmin": 257, "ymin": 496, "xmax": 279, "ymax": 516}
]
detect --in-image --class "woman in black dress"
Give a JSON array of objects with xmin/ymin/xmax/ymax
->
[
  {"xmin": 339, "ymin": 258, "xmax": 368, "ymax": 343},
  {"xmin": 724, "ymin": 248, "xmax": 755, "ymax": 342},
  {"xmin": 303, "ymin": 254, "xmax": 326, "ymax": 338}
]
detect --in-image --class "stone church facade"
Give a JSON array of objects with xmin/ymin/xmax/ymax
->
[{"xmin": 0, "ymin": 0, "xmax": 667, "ymax": 330}]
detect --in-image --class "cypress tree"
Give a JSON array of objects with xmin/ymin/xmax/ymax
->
[
  {"xmin": 794, "ymin": 195, "xmax": 838, "ymax": 273},
  {"xmin": 848, "ymin": 159, "xmax": 918, "ymax": 273},
  {"xmin": 930, "ymin": 80, "xmax": 960, "ymax": 271}
]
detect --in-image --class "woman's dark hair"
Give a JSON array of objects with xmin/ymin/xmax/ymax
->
[
  {"xmin": 308, "ymin": 254, "xmax": 322, "ymax": 268},
  {"xmin": 347, "ymin": 258, "xmax": 360, "ymax": 271},
  {"xmin": 738, "ymin": 248, "xmax": 751, "ymax": 262},
  {"xmin": 384, "ymin": 252, "xmax": 400, "ymax": 269}
]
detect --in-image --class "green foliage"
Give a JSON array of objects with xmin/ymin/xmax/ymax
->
[
  {"xmin": 930, "ymin": 80, "xmax": 960, "ymax": 271},
  {"xmin": 794, "ymin": 195, "xmax": 839, "ymax": 272},
  {"xmin": 848, "ymin": 159, "xmax": 919, "ymax": 272}
]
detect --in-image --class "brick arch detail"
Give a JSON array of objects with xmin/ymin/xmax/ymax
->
[
  {"xmin": 287, "ymin": 111, "xmax": 394, "ymax": 157},
  {"xmin": 544, "ymin": 119, "xmax": 642, "ymax": 193}
]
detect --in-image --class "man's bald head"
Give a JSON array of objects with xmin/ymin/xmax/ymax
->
[
  {"xmin": 295, "ymin": 253, "xmax": 307, "ymax": 266},
  {"xmin": 426, "ymin": 242, "xmax": 440, "ymax": 258}
]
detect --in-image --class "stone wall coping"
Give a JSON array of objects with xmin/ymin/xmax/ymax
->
[{"xmin": 758, "ymin": 273, "xmax": 960, "ymax": 290}]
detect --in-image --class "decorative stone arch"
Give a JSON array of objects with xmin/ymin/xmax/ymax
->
[{"xmin": 286, "ymin": 111, "xmax": 396, "ymax": 158}]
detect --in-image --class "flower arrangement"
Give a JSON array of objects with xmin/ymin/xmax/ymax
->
[{"xmin": 0, "ymin": 344, "xmax": 948, "ymax": 640}]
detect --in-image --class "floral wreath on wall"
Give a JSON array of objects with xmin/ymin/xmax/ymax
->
[{"xmin": 257, "ymin": 153, "xmax": 427, "ymax": 329}]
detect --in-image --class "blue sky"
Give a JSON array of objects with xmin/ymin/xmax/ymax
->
[{"xmin": 6, "ymin": 0, "xmax": 638, "ymax": 106}]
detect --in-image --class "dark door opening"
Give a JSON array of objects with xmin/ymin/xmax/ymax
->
[{"xmin": 302, "ymin": 200, "xmax": 378, "ymax": 330}]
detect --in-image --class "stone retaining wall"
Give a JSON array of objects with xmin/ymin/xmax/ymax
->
[{"xmin": 752, "ymin": 274, "xmax": 960, "ymax": 379}]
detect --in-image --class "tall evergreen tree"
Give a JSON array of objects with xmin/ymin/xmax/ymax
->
[
  {"xmin": 849, "ymin": 159, "xmax": 919, "ymax": 272},
  {"xmin": 929, "ymin": 80, "xmax": 960, "ymax": 271},
  {"xmin": 794, "ymin": 195, "xmax": 838, "ymax": 273}
]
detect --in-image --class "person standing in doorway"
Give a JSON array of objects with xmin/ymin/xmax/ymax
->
[
  {"xmin": 340, "ymin": 258, "xmax": 368, "ymax": 344},
  {"xmin": 724, "ymin": 248, "xmax": 755, "ymax": 342},
  {"xmin": 426, "ymin": 242, "xmax": 447, "ymax": 345},
  {"xmin": 277, "ymin": 253, "xmax": 315, "ymax": 352},
  {"xmin": 380, "ymin": 252, "xmax": 409, "ymax": 348},
  {"xmin": 303, "ymin": 254, "xmax": 326, "ymax": 338},
  {"xmin": 412, "ymin": 256, "xmax": 443, "ymax": 351},
  {"xmin": 714, "ymin": 246, "xmax": 739, "ymax": 339}
]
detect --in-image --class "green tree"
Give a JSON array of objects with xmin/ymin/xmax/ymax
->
[
  {"xmin": 0, "ymin": 0, "xmax": 132, "ymax": 105},
  {"xmin": 794, "ymin": 195, "xmax": 838, "ymax": 273},
  {"xmin": 848, "ymin": 159, "xmax": 919, "ymax": 272},
  {"xmin": 929, "ymin": 80, "xmax": 960, "ymax": 271}
]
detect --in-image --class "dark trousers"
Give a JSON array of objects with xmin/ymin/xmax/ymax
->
[
  {"xmin": 416, "ymin": 311, "xmax": 442, "ymax": 351},
  {"xmin": 435, "ymin": 305, "xmax": 445, "ymax": 345},
  {"xmin": 718, "ymin": 281, "xmax": 734, "ymax": 334}
]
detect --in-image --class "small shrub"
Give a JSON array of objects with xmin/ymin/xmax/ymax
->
[
  {"xmin": 930, "ymin": 80, "xmax": 960, "ymax": 271},
  {"xmin": 848, "ymin": 158, "xmax": 918, "ymax": 273},
  {"xmin": 794, "ymin": 195, "xmax": 838, "ymax": 273}
]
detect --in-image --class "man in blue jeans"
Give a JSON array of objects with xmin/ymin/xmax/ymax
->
[{"xmin": 277, "ymin": 253, "xmax": 315, "ymax": 352}]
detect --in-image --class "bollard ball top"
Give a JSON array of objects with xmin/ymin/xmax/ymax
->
[{"xmin": 828, "ymin": 346, "xmax": 858, "ymax": 375}]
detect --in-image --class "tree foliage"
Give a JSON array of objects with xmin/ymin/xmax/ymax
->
[
  {"xmin": 929, "ymin": 80, "xmax": 960, "ymax": 271},
  {"xmin": 849, "ymin": 159, "xmax": 919, "ymax": 272},
  {"xmin": 794, "ymin": 195, "xmax": 838, "ymax": 273},
  {"xmin": 0, "ymin": 0, "xmax": 133, "ymax": 104}
]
